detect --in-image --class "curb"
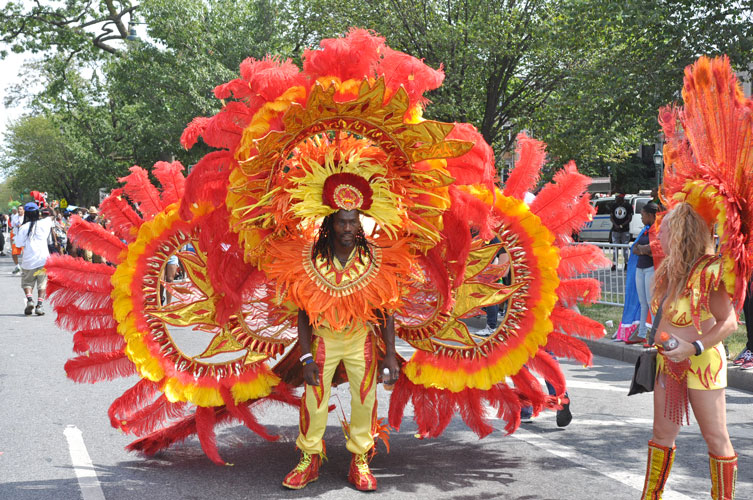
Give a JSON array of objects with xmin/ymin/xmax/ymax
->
[{"xmin": 579, "ymin": 336, "xmax": 753, "ymax": 394}]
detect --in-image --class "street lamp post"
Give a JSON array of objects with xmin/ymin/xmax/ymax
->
[{"xmin": 653, "ymin": 148, "xmax": 664, "ymax": 186}]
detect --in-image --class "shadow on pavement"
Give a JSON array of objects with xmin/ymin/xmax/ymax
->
[{"xmin": 8, "ymin": 424, "xmax": 531, "ymax": 500}]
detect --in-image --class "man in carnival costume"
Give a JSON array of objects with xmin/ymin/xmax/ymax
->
[
  {"xmin": 44, "ymin": 30, "xmax": 611, "ymax": 491},
  {"xmin": 283, "ymin": 204, "xmax": 400, "ymax": 490}
]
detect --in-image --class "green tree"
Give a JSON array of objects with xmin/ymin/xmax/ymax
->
[
  {"xmin": 1, "ymin": 114, "xmax": 123, "ymax": 205},
  {"xmin": 525, "ymin": 0, "xmax": 753, "ymax": 178},
  {"xmin": 288, "ymin": 0, "xmax": 574, "ymax": 152},
  {"xmin": 3, "ymin": 0, "xmax": 753, "ymax": 192}
]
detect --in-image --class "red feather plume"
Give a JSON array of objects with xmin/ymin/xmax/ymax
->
[
  {"xmin": 544, "ymin": 332, "xmax": 593, "ymax": 366},
  {"xmin": 126, "ymin": 386, "xmax": 298, "ymax": 461},
  {"xmin": 526, "ymin": 350, "xmax": 567, "ymax": 397},
  {"xmin": 153, "ymin": 161, "xmax": 186, "ymax": 206},
  {"xmin": 548, "ymin": 195, "xmax": 595, "ymax": 245},
  {"xmin": 47, "ymin": 286, "xmax": 112, "ymax": 311},
  {"xmin": 64, "ymin": 352, "xmax": 137, "ymax": 383},
  {"xmin": 445, "ymin": 123, "xmax": 496, "ymax": 188},
  {"xmin": 455, "ymin": 390, "xmax": 494, "ymax": 438},
  {"xmin": 303, "ymin": 28, "xmax": 385, "ymax": 83},
  {"xmin": 54, "ymin": 303, "xmax": 116, "ymax": 331},
  {"xmin": 108, "ymin": 379, "xmax": 162, "ymax": 431},
  {"xmin": 72, "ymin": 328, "xmax": 124, "ymax": 354},
  {"xmin": 220, "ymin": 386, "xmax": 279, "ymax": 442},
  {"xmin": 181, "ymin": 116, "xmax": 210, "ymax": 150},
  {"xmin": 556, "ymin": 278, "xmax": 602, "ymax": 307},
  {"xmin": 510, "ymin": 368, "xmax": 547, "ymax": 413},
  {"xmin": 200, "ymin": 101, "xmax": 255, "ymax": 151},
  {"xmin": 99, "ymin": 189, "xmax": 142, "ymax": 243},
  {"xmin": 45, "ymin": 254, "xmax": 115, "ymax": 292},
  {"xmin": 551, "ymin": 305, "xmax": 605, "ymax": 339},
  {"xmin": 119, "ymin": 166, "xmax": 164, "ymax": 219},
  {"xmin": 441, "ymin": 210, "xmax": 473, "ymax": 288},
  {"xmin": 449, "ymin": 185, "xmax": 496, "ymax": 241},
  {"xmin": 486, "ymin": 383, "xmax": 523, "ymax": 435},
  {"xmin": 120, "ymin": 395, "xmax": 188, "ymax": 437},
  {"xmin": 558, "ymin": 244, "xmax": 611, "ymax": 279},
  {"xmin": 195, "ymin": 406, "xmax": 225, "ymax": 466},
  {"xmin": 238, "ymin": 55, "xmax": 304, "ymax": 103},
  {"xmin": 378, "ymin": 46, "xmax": 445, "ymax": 108},
  {"xmin": 503, "ymin": 133, "xmax": 546, "ymax": 199},
  {"xmin": 178, "ymin": 151, "xmax": 234, "ymax": 221},
  {"xmin": 67, "ymin": 216, "xmax": 126, "ymax": 264},
  {"xmin": 530, "ymin": 162, "xmax": 591, "ymax": 231}
]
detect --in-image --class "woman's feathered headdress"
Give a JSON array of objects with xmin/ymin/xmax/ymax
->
[{"xmin": 659, "ymin": 55, "xmax": 753, "ymax": 306}]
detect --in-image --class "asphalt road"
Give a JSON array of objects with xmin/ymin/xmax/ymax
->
[{"xmin": 1, "ymin": 254, "xmax": 751, "ymax": 500}]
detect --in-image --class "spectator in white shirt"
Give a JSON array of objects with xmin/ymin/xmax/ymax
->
[{"xmin": 14, "ymin": 202, "xmax": 54, "ymax": 316}]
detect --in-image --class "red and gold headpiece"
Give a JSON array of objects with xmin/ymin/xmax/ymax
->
[
  {"xmin": 283, "ymin": 138, "xmax": 404, "ymax": 236},
  {"xmin": 322, "ymin": 172, "xmax": 374, "ymax": 211}
]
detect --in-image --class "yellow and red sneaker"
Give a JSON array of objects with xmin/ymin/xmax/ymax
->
[
  {"xmin": 282, "ymin": 451, "xmax": 321, "ymax": 490},
  {"xmin": 348, "ymin": 452, "xmax": 377, "ymax": 491}
]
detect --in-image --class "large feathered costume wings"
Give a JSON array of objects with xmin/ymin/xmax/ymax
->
[{"xmin": 46, "ymin": 29, "xmax": 609, "ymax": 464}]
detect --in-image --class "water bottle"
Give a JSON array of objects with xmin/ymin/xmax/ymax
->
[{"xmin": 658, "ymin": 331, "xmax": 678, "ymax": 351}]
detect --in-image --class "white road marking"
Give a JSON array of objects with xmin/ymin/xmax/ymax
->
[
  {"xmin": 511, "ymin": 428, "xmax": 695, "ymax": 500},
  {"xmin": 571, "ymin": 417, "xmax": 653, "ymax": 427},
  {"xmin": 64, "ymin": 425, "xmax": 106, "ymax": 500},
  {"xmin": 562, "ymin": 379, "xmax": 628, "ymax": 393},
  {"xmin": 511, "ymin": 375, "xmax": 629, "ymax": 393}
]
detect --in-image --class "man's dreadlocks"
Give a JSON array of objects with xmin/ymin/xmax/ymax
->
[{"xmin": 312, "ymin": 213, "xmax": 373, "ymax": 263}]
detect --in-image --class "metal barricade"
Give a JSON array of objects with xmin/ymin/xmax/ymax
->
[
  {"xmin": 567, "ymin": 242, "xmax": 748, "ymax": 326},
  {"xmin": 570, "ymin": 242, "xmax": 631, "ymax": 306}
]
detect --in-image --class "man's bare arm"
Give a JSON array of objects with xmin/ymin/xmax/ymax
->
[
  {"xmin": 298, "ymin": 309, "xmax": 319, "ymax": 386},
  {"xmin": 378, "ymin": 313, "xmax": 399, "ymax": 384}
]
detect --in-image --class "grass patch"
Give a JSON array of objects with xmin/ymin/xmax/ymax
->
[{"xmin": 578, "ymin": 303, "xmax": 749, "ymax": 358}]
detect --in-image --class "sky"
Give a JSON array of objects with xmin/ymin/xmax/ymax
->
[{"xmin": 0, "ymin": 50, "xmax": 31, "ymax": 140}]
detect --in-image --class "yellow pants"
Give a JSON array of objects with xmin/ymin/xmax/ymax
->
[{"xmin": 296, "ymin": 328, "xmax": 377, "ymax": 455}]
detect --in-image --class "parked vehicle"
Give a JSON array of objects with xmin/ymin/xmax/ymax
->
[{"xmin": 577, "ymin": 195, "xmax": 652, "ymax": 242}]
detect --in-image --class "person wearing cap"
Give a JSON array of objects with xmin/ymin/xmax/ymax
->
[
  {"xmin": 609, "ymin": 193, "xmax": 633, "ymax": 270},
  {"xmin": 14, "ymin": 202, "xmax": 55, "ymax": 315},
  {"xmin": 85, "ymin": 206, "xmax": 98, "ymax": 223}
]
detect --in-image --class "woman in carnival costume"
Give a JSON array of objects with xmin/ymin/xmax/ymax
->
[
  {"xmin": 43, "ymin": 30, "xmax": 610, "ymax": 489},
  {"xmin": 639, "ymin": 56, "xmax": 753, "ymax": 500}
]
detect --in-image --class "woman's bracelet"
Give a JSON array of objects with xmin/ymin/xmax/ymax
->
[{"xmin": 692, "ymin": 340, "xmax": 704, "ymax": 356}]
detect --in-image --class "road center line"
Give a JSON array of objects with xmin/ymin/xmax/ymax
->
[
  {"xmin": 64, "ymin": 425, "xmax": 106, "ymax": 500},
  {"xmin": 511, "ymin": 428, "xmax": 695, "ymax": 500}
]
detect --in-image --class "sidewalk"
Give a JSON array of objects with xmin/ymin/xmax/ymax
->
[{"xmin": 579, "ymin": 335, "xmax": 753, "ymax": 393}]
